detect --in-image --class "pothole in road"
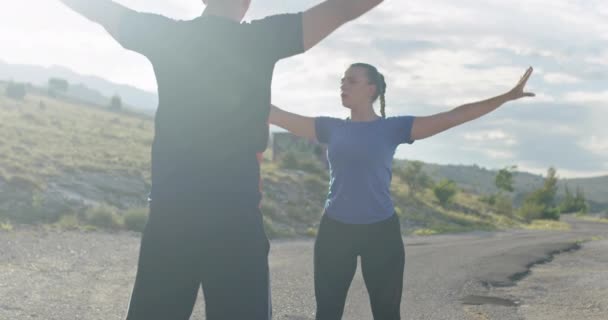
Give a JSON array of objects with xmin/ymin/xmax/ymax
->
[{"xmin": 460, "ymin": 295, "xmax": 519, "ymax": 307}]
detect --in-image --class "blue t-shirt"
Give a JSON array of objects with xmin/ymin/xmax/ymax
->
[{"xmin": 315, "ymin": 116, "xmax": 415, "ymax": 224}]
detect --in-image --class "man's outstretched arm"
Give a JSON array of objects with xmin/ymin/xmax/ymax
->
[
  {"xmin": 302, "ymin": 0, "xmax": 384, "ymax": 51},
  {"xmin": 59, "ymin": 0, "xmax": 133, "ymax": 39}
]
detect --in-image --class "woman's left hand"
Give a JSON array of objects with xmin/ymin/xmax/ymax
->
[{"xmin": 507, "ymin": 67, "xmax": 536, "ymax": 100}]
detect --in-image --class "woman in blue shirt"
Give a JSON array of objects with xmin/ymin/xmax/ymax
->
[{"xmin": 270, "ymin": 63, "xmax": 534, "ymax": 320}]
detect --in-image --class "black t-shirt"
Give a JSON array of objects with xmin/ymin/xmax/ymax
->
[{"xmin": 117, "ymin": 12, "xmax": 304, "ymax": 202}]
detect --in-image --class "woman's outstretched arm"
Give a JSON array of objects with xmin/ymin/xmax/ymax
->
[
  {"xmin": 411, "ymin": 67, "xmax": 535, "ymax": 141},
  {"xmin": 269, "ymin": 104, "xmax": 317, "ymax": 141}
]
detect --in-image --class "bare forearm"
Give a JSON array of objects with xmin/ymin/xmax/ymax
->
[
  {"xmin": 59, "ymin": 0, "xmax": 127, "ymax": 35},
  {"xmin": 332, "ymin": 0, "xmax": 384, "ymax": 21},
  {"xmin": 269, "ymin": 104, "xmax": 299, "ymax": 131},
  {"xmin": 269, "ymin": 105, "xmax": 316, "ymax": 140},
  {"xmin": 269, "ymin": 104, "xmax": 284, "ymax": 126},
  {"xmin": 411, "ymin": 67, "xmax": 534, "ymax": 141},
  {"xmin": 303, "ymin": 0, "xmax": 383, "ymax": 50},
  {"xmin": 448, "ymin": 92, "xmax": 512, "ymax": 127}
]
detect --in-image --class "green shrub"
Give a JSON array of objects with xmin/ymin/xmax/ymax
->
[
  {"xmin": 480, "ymin": 194, "xmax": 497, "ymax": 205},
  {"xmin": 517, "ymin": 201, "xmax": 545, "ymax": 222},
  {"xmin": 394, "ymin": 207, "xmax": 405, "ymax": 219},
  {"xmin": 84, "ymin": 205, "xmax": 122, "ymax": 230},
  {"xmin": 6, "ymin": 82, "xmax": 26, "ymax": 99},
  {"xmin": 280, "ymin": 151, "xmax": 299, "ymax": 170},
  {"xmin": 14, "ymin": 192, "xmax": 53, "ymax": 224},
  {"xmin": 280, "ymin": 151, "xmax": 327, "ymax": 177},
  {"xmin": 123, "ymin": 208, "xmax": 148, "ymax": 232},
  {"xmin": 0, "ymin": 221, "xmax": 13, "ymax": 232},
  {"xmin": 306, "ymin": 227, "xmax": 318, "ymax": 237},
  {"xmin": 494, "ymin": 194, "xmax": 513, "ymax": 216},
  {"xmin": 433, "ymin": 180, "xmax": 457, "ymax": 207},
  {"xmin": 541, "ymin": 206, "xmax": 560, "ymax": 221},
  {"xmin": 303, "ymin": 176, "xmax": 328, "ymax": 200},
  {"xmin": 260, "ymin": 201, "xmax": 280, "ymax": 219},
  {"xmin": 56, "ymin": 215, "xmax": 80, "ymax": 230}
]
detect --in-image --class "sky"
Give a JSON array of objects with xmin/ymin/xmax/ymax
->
[{"xmin": 1, "ymin": 0, "xmax": 607, "ymax": 178}]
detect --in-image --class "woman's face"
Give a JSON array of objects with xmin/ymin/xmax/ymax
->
[{"xmin": 340, "ymin": 66, "xmax": 376, "ymax": 109}]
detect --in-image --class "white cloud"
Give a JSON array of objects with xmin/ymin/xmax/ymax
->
[
  {"xmin": 543, "ymin": 73, "xmax": 582, "ymax": 84},
  {"xmin": 586, "ymin": 52, "xmax": 608, "ymax": 66},
  {"xmin": 394, "ymin": 53, "xmax": 528, "ymax": 107},
  {"xmin": 520, "ymin": 92, "xmax": 556, "ymax": 104},
  {"xmin": 517, "ymin": 162, "xmax": 608, "ymax": 179},
  {"xmin": 580, "ymin": 136, "xmax": 608, "ymax": 156},
  {"xmin": 463, "ymin": 130, "xmax": 517, "ymax": 146},
  {"xmin": 1, "ymin": 0, "xmax": 607, "ymax": 177},
  {"xmin": 484, "ymin": 149, "xmax": 515, "ymax": 160},
  {"xmin": 459, "ymin": 130, "xmax": 518, "ymax": 160},
  {"xmin": 563, "ymin": 91, "xmax": 608, "ymax": 105}
]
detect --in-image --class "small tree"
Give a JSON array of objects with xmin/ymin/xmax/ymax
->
[
  {"xmin": 109, "ymin": 94, "xmax": 123, "ymax": 111},
  {"xmin": 495, "ymin": 165, "xmax": 517, "ymax": 193},
  {"xmin": 48, "ymin": 78, "xmax": 69, "ymax": 96},
  {"xmin": 491, "ymin": 165, "xmax": 517, "ymax": 216},
  {"xmin": 559, "ymin": 184, "xmax": 579, "ymax": 214},
  {"xmin": 518, "ymin": 167, "xmax": 560, "ymax": 221},
  {"xmin": 6, "ymin": 82, "xmax": 26, "ymax": 100},
  {"xmin": 575, "ymin": 187, "xmax": 589, "ymax": 214},
  {"xmin": 494, "ymin": 194, "xmax": 514, "ymax": 216},
  {"xmin": 517, "ymin": 201, "xmax": 545, "ymax": 222},
  {"xmin": 433, "ymin": 179, "xmax": 457, "ymax": 207},
  {"xmin": 540, "ymin": 167, "xmax": 559, "ymax": 207},
  {"xmin": 397, "ymin": 160, "xmax": 432, "ymax": 196}
]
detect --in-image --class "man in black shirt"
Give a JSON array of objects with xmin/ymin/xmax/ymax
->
[{"xmin": 58, "ymin": 0, "xmax": 385, "ymax": 319}]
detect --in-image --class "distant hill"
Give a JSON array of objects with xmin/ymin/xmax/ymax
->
[
  {"xmin": 1, "ymin": 68, "xmax": 605, "ymax": 237},
  {"xmin": 0, "ymin": 60, "xmax": 157, "ymax": 114},
  {"xmin": 0, "ymin": 84, "xmax": 545, "ymax": 237},
  {"xmin": 396, "ymin": 161, "xmax": 608, "ymax": 212}
]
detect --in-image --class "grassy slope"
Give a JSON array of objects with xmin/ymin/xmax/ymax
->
[
  {"xmin": 0, "ymin": 87, "xmax": 572, "ymax": 236},
  {"xmin": 0, "ymin": 89, "xmax": 152, "ymax": 185}
]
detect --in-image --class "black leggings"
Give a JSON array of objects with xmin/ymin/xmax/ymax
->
[
  {"xmin": 125, "ymin": 198, "xmax": 271, "ymax": 320},
  {"xmin": 314, "ymin": 214, "xmax": 405, "ymax": 320}
]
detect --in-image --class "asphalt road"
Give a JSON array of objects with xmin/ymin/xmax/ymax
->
[{"xmin": 0, "ymin": 215, "xmax": 606, "ymax": 320}]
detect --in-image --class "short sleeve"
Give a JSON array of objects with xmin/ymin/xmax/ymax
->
[
  {"xmin": 315, "ymin": 117, "xmax": 339, "ymax": 144},
  {"xmin": 117, "ymin": 11, "xmax": 174, "ymax": 58},
  {"xmin": 387, "ymin": 116, "xmax": 416, "ymax": 145},
  {"xmin": 245, "ymin": 13, "xmax": 305, "ymax": 62}
]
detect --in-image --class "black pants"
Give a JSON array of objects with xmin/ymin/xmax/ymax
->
[
  {"xmin": 125, "ymin": 197, "xmax": 271, "ymax": 320},
  {"xmin": 314, "ymin": 214, "xmax": 405, "ymax": 320}
]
